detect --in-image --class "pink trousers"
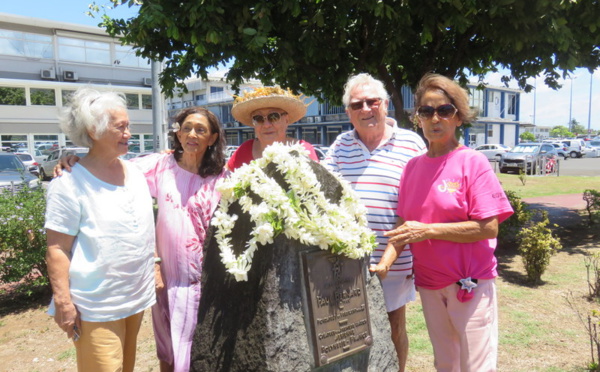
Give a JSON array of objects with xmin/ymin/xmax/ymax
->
[{"xmin": 418, "ymin": 278, "xmax": 497, "ymax": 372}]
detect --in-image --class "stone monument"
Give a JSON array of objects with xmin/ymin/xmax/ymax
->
[{"xmin": 190, "ymin": 149, "xmax": 397, "ymax": 371}]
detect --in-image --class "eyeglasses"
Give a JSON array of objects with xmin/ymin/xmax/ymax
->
[
  {"xmin": 416, "ymin": 104, "xmax": 458, "ymax": 120},
  {"xmin": 252, "ymin": 112, "xmax": 287, "ymax": 125},
  {"xmin": 348, "ymin": 98, "xmax": 382, "ymax": 111}
]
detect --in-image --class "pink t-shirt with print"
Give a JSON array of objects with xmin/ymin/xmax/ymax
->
[{"xmin": 397, "ymin": 146, "xmax": 513, "ymax": 290}]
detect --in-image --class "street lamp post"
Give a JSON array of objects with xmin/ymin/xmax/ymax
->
[
  {"xmin": 588, "ymin": 71, "xmax": 593, "ymax": 135},
  {"xmin": 568, "ymin": 75, "xmax": 578, "ymax": 132}
]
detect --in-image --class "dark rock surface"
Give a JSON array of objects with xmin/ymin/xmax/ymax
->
[
  {"xmin": 190, "ymin": 158, "xmax": 397, "ymax": 371},
  {"xmin": 190, "ymin": 232, "xmax": 397, "ymax": 372}
]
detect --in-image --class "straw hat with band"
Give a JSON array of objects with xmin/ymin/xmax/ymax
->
[{"xmin": 231, "ymin": 87, "xmax": 307, "ymax": 127}]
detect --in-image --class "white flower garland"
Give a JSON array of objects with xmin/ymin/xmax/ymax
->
[{"xmin": 211, "ymin": 142, "xmax": 376, "ymax": 281}]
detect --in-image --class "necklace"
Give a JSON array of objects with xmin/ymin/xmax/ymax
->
[{"xmin": 212, "ymin": 142, "xmax": 376, "ymax": 281}]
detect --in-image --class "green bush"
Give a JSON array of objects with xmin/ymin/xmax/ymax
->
[
  {"xmin": 517, "ymin": 210, "xmax": 562, "ymax": 284},
  {"xmin": 0, "ymin": 185, "xmax": 48, "ymax": 293},
  {"xmin": 583, "ymin": 189, "xmax": 600, "ymax": 225},
  {"xmin": 498, "ymin": 190, "xmax": 532, "ymax": 247}
]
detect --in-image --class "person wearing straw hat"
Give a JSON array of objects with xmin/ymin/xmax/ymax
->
[{"xmin": 227, "ymin": 86, "xmax": 319, "ymax": 170}]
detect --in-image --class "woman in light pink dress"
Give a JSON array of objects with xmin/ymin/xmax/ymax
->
[{"xmin": 134, "ymin": 107, "xmax": 227, "ymax": 372}]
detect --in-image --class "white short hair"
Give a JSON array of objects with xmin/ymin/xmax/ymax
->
[
  {"xmin": 342, "ymin": 73, "xmax": 389, "ymax": 107},
  {"xmin": 60, "ymin": 87, "xmax": 127, "ymax": 147}
]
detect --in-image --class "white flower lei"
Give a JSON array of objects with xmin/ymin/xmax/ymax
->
[{"xmin": 211, "ymin": 142, "xmax": 376, "ymax": 281}]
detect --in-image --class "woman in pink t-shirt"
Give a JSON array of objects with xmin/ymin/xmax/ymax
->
[{"xmin": 371, "ymin": 74, "xmax": 513, "ymax": 371}]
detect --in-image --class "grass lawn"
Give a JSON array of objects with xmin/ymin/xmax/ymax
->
[{"xmin": 497, "ymin": 174, "xmax": 600, "ymax": 198}]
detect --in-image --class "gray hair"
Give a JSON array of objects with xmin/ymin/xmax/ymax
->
[
  {"xmin": 342, "ymin": 73, "xmax": 390, "ymax": 107},
  {"xmin": 60, "ymin": 87, "xmax": 127, "ymax": 147}
]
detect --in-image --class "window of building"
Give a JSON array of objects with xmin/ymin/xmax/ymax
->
[
  {"xmin": 58, "ymin": 36, "xmax": 110, "ymax": 64},
  {"xmin": 220, "ymin": 104, "xmax": 234, "ymax": 124},
  {"xmin": 125, "ymin": 93, "xmax": 139, "ymax": 109},
  {"xmin": 0, "ymin": 87, "xmax": 26, "ymax": 105},
  {"xmin": 114, "ymin": 44, "xmax": 149, "ymax": 68},
  {"xmin": 61, "ymin": 89, "xmax": 76, "ymax": 106},
  {"xmin": 30, "ymin": 88, "xmax": 56, "ymax": 106},
  {"xmin": 142, "ymin": 94, "xmax": 152, "ymax": 109},
  {"xmin": 507, "ymin": 94, "xmax": 516, "ymax": 115},
  {"xmin": 469, "ymin": 87, "xmax": 484, "ymax": 116},
  {"xmin": 0, "ymin": 30, "xmax": 53, "ymax": 59},
  {"xmin": 210, "ymin": 86, "xmax": 224, "ymax": 93},
  {"xmin": 1, "ymin": 135, "xmax": 28, "ymax": 152}
]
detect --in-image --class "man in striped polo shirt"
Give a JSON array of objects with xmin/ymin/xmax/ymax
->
[{"xmin": 323, "ymin": 73, "xmax": 426, "ymax": 371}]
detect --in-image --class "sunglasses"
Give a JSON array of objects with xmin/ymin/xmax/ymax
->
[
  {"xmin": 348, "ymin": 98, "xmax": 382, "ymax": 111},
  {"xmin": 416, "ymin": 104, "xmax": 458, "ymax": 120},
  {"xmin": 252, "ymin": 112, "xmax": 287, "ymax": 125}
]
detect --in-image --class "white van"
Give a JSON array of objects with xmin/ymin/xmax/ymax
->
[{"xmin": 561, "ymin": 139, "xmax": 586, "ymax": 158}]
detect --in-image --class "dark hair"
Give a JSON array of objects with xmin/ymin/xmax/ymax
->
[{"xmin": 171, "ymin": 107, "xmax": 226, "ymax": 177}]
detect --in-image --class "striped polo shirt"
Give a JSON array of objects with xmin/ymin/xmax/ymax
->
[{"xmin": 324, "ymin": 126, "xmax": 427, "ymax": 275}]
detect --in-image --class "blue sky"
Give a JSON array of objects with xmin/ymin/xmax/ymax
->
[{"xmin": 2, "ymin": 0, "xmax": 599, "ymax": 132}]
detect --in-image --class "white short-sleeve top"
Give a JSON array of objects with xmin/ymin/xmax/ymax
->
[{"xmin": 45, "ymin": 161, "xmax": 156, "ymax": 322}]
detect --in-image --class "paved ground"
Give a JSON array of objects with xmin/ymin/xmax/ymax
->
[{"xmin": 523, "ymin": 193, "xmax": 588, "ymax": 226}]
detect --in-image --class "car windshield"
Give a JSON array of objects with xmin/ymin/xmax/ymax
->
[
  {"xmin": 16, "ymin": 154, "xmax": 33, "ymax": 162},
  {"xmin": 510, "ymin": 145, "xmax": 538, "ymax": 153},
  {"xmin": 590, "ymin": 141, "xmax": 600, "ymax": 147},
  {"xmin": 0, "ymin": 156, "xmax": 25, "ymax": 171}
]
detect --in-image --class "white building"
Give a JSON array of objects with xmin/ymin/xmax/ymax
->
[{"xmin": 0, "ymin": 13, "xmax": 155, "ymax": 154}]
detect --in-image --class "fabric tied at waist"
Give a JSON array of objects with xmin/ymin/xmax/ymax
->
[{"xmin": 456, "ymin": 277, "xmax": 478, "ymax": 303}]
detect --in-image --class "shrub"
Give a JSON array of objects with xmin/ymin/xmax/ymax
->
[
  {"xmin": 0, "ymin": 185, "xmax": 48, "ymax": 293},
  {"xmin": 584, "ymin": 252, "xmax": 600, "ymax": 300},
  {"xmin": 498, "ymin": 190, "xmax": 532, "ymax": 247},
  {"xmin": 517, "ymin": 210, "xmax": 562, "ymax": 284},
  {"xmin": 583, "ymin": 189, "xmax": 600, "ymax": 225}
]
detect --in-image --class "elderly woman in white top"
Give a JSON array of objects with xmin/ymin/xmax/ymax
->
[{"xmin": 45, "ymin": 87, "xmax": 157, "ymax": 372}]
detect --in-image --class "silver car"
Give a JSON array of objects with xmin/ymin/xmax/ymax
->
[
  {"xmin": 499, "ymin": 143, "xmax": 558, "ymax": 174},
  {"xmin": 0, "ymin": 153, "xmax": 41, "ymax": 194},
  {"xmin": 40, "ymin": 147, "xmax": 89, "ymax": 180},
  {"xmin": 14, "ymin": 152, "xmax": 40, "ymax": 177},
  {"xmin": 474, "ymin": 144, "xmax": 511, "ymax": 161}
]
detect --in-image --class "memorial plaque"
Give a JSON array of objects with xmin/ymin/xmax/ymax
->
[{"xmin": 300, "ymin": 250, "xmax": 372, "ymax": 367}]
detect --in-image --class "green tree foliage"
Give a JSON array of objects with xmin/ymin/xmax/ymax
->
[
  {"xmin": 519, "ymin": 131, "xmax": 535, "ymax": 142},
  {"xmin": 0, "ymin": 87, "xmax": 26, "ymax": 106},
  {"xmin": 550, "ymin": 125, "xmax": 574, "ymax": 138},
  {"xmin": 0, "ymin": 185, "xmax": 48, "ymax": 293},
  {"xmin": 570, "ymin": 120, "xmax": 587, "ymax": 136},
  {"xmin": 98, "ymin": 0, "xmax": 600, "ymax": 127}
]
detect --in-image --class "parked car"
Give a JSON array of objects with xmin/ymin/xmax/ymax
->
[
  {"xmin": 225, "ymin": 146, "xmax": 239, "ymax": 160},
  {"xmin": 36, "ymin": 143, "xmax": 59, "ymax": 155},
  {"xmin": 313, "ymin": 147, "xmax": 327, "ymax": 161},
  {"xmin": 0, "ymin": 153, "xmax": 41, "ymax": 194},
  {"xmin": 474, "ymin": 144, "xmax": 511, "ymax": 161},
  {"xmin": 14, "ymin": 152, "xmax": 40, "ymax": 177},
  {"xmin": 499, "ymin": 143, "xmax": 558, "ymax": 174},
  {"xmin": 561, "ymin": 139, "xmax": 586, "ymax": 158},
  {"xmin": 545, "ymin": 142, "xmax": 569, "ymax": 160},
  {"xmin": 40, "ymin": 147, "xmax": 89, "ymax": 180},
  {"xmin": 584, "ymin": 142, "xmax": 600, "ymax": 158}
]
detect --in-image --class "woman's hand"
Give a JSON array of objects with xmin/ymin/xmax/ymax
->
[
  {"xmin": 53, "ymin": 302, "xmax": 81, "ymax": 340},
  {"xmin": 53, "ymin": 155, "xmax": 80, "ymax": 178},
  {"xmin": 154, "ymin": 262, "xmax": 165, "ymax": 294},
  {"xmin": 384, "ymin": 220, "xmax": 430, "ymax": 246}
]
